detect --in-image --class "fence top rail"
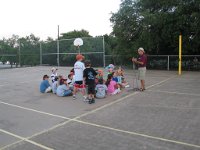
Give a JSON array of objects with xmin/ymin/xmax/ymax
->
[
  {"xmin": 105, "ymin": 55, "xmax": 200, "ymax": 57},
  {"xmin": 148, "ymin": 55, "xmax": 200, "ymax": 57},
  {"xmin": 42, "ymin": 52, "xmax": 104, "ymax": 55},
  {"xmin": 0, "ymin": 54, "xmax": 17, "ymax": 56},
  {"xmin": 58, "ymin": 36, "xmax": 103, "ymax": 42}
]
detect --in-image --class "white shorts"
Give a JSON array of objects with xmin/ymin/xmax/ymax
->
[{"xmin": 138, "ymin": 67, "xmax": 146, "ymax": 80}]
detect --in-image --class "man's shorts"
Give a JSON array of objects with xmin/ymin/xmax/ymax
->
[
  {"xmin": 138, "ymin": 67, "xmax": 146, "ymax": 80},
  {"xmin": 74, "ymin": 81, "xmax": 86, "ymax": 88}
]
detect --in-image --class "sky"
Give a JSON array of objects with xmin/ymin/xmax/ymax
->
[{"xmin": 0, "ymin": 0, "xmax": 121, "ymax": 40}]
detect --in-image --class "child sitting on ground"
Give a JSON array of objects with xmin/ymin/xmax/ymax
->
[
  {"xmin": 52, "ymin": 76, "xmax": 59, "ymax": 94},
  {"xmin": 106, "ymin": 74, "xmax": 121, "ymax": 95},
  {"xmin": 106, "ymin": 64, "xmax": 115, "ymax": 75},
  {"xmin": 67, "ymin": 74, "xmax": 74, "ymax": 91},
  {"xmin": 95, "ymin": 78, "xmax": 108, "ymax": 99},
  {"xmin": 56, "ymin": 79, "xmax": 72, "ymax": 97},
  {"xmin": 95, "ymin": 69, "xmax": 104, "ymax": 84},
  {"xmin": 116, "ymin": 67, "xmax": 129, "ymax": 88},
  {"xmin": 51, "ymin": 67, "xmax": 58, "ymax": 83},
  {"xmin": 40, "ymin": 75, "xmax": 52, "ymax": 93},
  {"xmin": 52, "ymin": 75, "xmax": 63, "ymax": 94}
]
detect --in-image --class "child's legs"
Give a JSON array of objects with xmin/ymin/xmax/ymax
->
[
  {"xmin": 81, "ymin": 88, "xmax": 86, "ymax": 96},
  {"xmin": 73, "ymin": 81, "xmax": 82, "ymax": 95},
  {"xmin": 45, "ymin": 86, "xmax": 52, "ymax": 93},
  {"xmin": 73, "ymin": 86, "xmax": 78, "ymax": 95},
  {"xmin": 88, "ymin": 84, "xmax": 95, "ymax": 99},
  {"xmin": 63, "ymin": 90, "xmax": 72, "ymax": 96}
]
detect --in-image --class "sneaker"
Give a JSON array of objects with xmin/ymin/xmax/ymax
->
[
  {"xmin": 125, "ymin": 85, "xmax": 130, "ymax": 88},
  {"xmin": 88, "ymin": 99, "xmax": 92, "ymax": 104},
  {"xmin": 83, "ymin": 96, "xmax": 88, "ymax": 102},
  {"xmin": 73, "ymin": 95, "xmax": 76, "ymax": 100},
  {"xmin": 91, "ymin": 98, "xmax": 95, "ymax": 104}
]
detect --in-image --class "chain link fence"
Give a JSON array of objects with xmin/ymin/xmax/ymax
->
[
  {"xmin": 105, "ymin": 55, "xmax": 200, "ymax": 71},
  {"xmin": 1, "ymin": 38, "xmax": 200, "ymax": 71}
]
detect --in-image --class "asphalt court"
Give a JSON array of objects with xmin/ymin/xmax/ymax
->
[{"xmin": 0, "ymin": 66, "xmax": 200, "ymax": 150}]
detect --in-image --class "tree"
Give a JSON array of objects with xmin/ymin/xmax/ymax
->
[
  {"xmin": 19, "ymin": 34, "xmax": 40, "ymax": 66},
  {"xmin": 0, "ymin": 35, "xmax": 19, "ymax": 67},
  {"xmin": 60, "ymin": 29, "xmax": 91, "ymax": 39},
  {"xmin": 110, "ymin": 0, "xmax": 200, "ymax": 55}
]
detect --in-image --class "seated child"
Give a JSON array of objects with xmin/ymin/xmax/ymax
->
[
  {"xmin": 67, "ymin": 74, "xmax": 74, "ymax": 90},
  {"xmin": 117, "ymin": 67, "xmax": 129, "ymax": 88},
  {"xmin": 56, "ymin": 79, "xmax": 72, "ymax": 97},
  {"xmin": 95, "ymin": 69, "xmax": 104, "ymax": 84},
  {"xmin": 52, "ymin": 76, "xmax": 61, "ymax": 94},
  {"xmin": 95, "ymin": 78, "xmax": 108, "ymax": 99},
  {"xmin": 40, "ymin": 75, "xmax": 52, "ymax": 93},
  {"xmin": 112, "ymin": 71, "xmax": 119, "ymax": 83},
  {"xmin": 105, "ymin": 64, "xmax": 115, "ymax": 75},
  {"xmin": 52, "ymin": 76, "xmax": 58, "ymax": 94},
  {"xmin": 51, "ymin": 67, "xmax": 58, "ymax": 83},
  {"xmin": 70, "ymin": 68, "xmax": 75, "ymax": 75},
  {"xmin": 106, "ymin": 74, "xmax": 120, "ymax": 95}
]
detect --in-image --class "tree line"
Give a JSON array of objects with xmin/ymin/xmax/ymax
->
[{"xmin": 0, "ymin": 0, "xmax": 199, "ymax": 67}]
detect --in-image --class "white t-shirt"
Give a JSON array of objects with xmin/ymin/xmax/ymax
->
[{"xmin": 74, "ymin": 61, "xmax": 85, "ymax": 81}]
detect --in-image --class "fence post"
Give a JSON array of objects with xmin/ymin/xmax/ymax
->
[
  {"xmin": 103, "ymin": 36, "xmax": 105, "ymax": 67},
  {"xmin": 18, "ymin": 41, "xmax": 21, "ymax": 67},
  {"xmin": 167, "ymin": 55, "xmax": 169, "ymax": 71},
  {"xmin": 57, "ymin": 40, "xmax": 60, "ymax": 66},
  {"xmin": 40, "ymin": 43, "xmax": 42, "ymax": 65},
  {"xmin": 179, "ymin": 34, "xmax": 182, "ymax": 75}
]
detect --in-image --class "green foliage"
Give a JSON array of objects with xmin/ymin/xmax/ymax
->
[
  {"xmin": 111, "ymin": 0, "xmax": 200, "ymax": 55},
  {"xmin": 60, "ymin": 29, "xmax": 91, "ymax": 39}
]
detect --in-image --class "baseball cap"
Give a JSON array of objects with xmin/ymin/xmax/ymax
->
[
  {"xmin": 138, "ymin": 47, "xmax": 145, "ymax": 53},
  {"xmin": 51, "ymin": 67, "xmax": 58, "ymax": 72},
  {"xmin": 60, "ymin": 78, "xmax": 67, "ymax": 85}
]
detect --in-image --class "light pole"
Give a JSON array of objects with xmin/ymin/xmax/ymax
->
[{"xmin": 57, "ymin": 25, "xmax": 60, "ymax": 66}]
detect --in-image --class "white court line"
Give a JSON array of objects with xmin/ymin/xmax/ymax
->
[
  {"xmin": 0, "ymin": 81, "xmax": 36, "ymax": 87},
  {"xmin": 0, "ymin": 101, "xmax": 70, "ymax": 120},
  {"xmin": 74, "ymin": 119, "xmax": 200, "ymax": 149},
  {"xmin": 124, "ymin": 104, "xmax": 200, "ymax": 110},
  {"xmin": 1, "ymin": 140, "xmax": 24, "ymax": 150},
  {"xmin": 0, "ymin": 129, "xmax": 53, "ymax": 150},
  {"xmin": 74, "ymin": 75, "xmax": 176, "ymax": 120},
  {"xmin": 26, "ymin": 76, "xmax": 178, "ymax": 142},
  {"xmin": 148, "ymin": 89, "xmax": 200, "ymax": 97},
  {"xmin": 2, "ymin": 75, "xmax": 182, "ymax": 149}
]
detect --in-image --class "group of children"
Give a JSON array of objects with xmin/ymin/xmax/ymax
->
[{"xmin": 40, "ymin": 54, "xmax": 129, "ymax": 104}]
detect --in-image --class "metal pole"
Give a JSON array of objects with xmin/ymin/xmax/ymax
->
[
  {"xmin": 18, "ymin": 41, "xmax": 21, "ymax": 67},
  {"xmin": 179, "ymin": 35, "xmax": 182, "ymax": 75},
  {"xmin": 57, "ymin": 25, "xmax": 60, "ymax": 66},
  {"xmin": 167, "ymin": 55, "xmax": 169, "ymax": 71},
  {"xmin": 40, "ymin": 43, "xmax": 42, "ymax": 65},
  {"xmin": 57, "ymin": 40, "xmax": 60, "ymax": 67},
  {"xmin": 103, "ymin": 36, "xmax": 105, "ymax": 67}
]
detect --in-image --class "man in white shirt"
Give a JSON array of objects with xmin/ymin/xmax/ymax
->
[{"xmin": 73, "ymin": 54, "xmax": 86, "ymax": 100}]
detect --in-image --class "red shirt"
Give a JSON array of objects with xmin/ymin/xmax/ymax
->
[{"xmin": 138, "ymin": 54, "xmax": 147, "ymax": 68}]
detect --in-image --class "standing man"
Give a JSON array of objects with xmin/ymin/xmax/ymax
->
[{"xmin": 132, "ymin": 47, "xmax": 147, "ymax": 91}]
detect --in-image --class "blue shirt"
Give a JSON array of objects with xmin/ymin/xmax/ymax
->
[
  {"xmin": 113, "ymin": 77, "xmax": 118, "ymax": 83},
  {"xmin": 40, "ymin": 80, "xmax": 50, "ymax": 93},
  {"xmin": 56, "ymin": 84, "xmax": 69, "ymax": 97}
]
